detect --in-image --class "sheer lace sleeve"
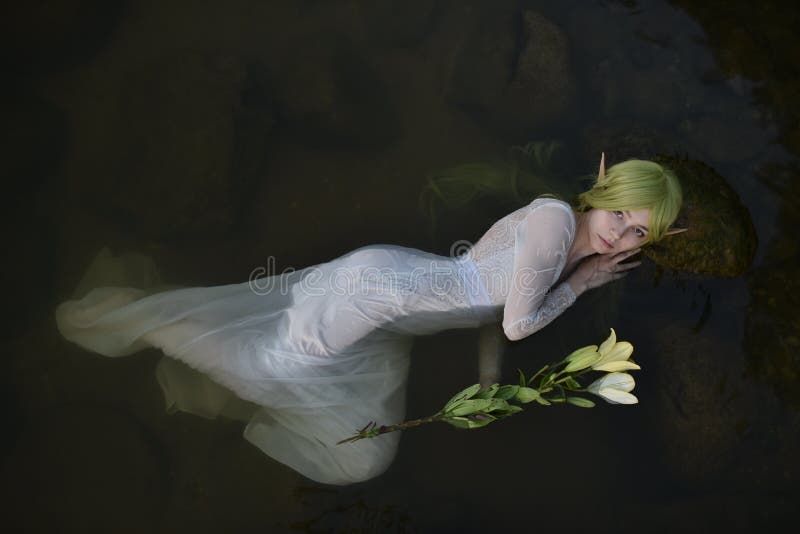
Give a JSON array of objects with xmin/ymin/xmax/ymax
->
[{"xmin": 501, "ymin": 200, "xmax": 576, "ymax": 341}]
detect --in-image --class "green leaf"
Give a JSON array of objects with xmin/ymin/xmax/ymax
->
[
  {"xmin": 518, "ymin": 369, "xmax": 527, "ymax": 387},
  {"xmin": 448, "ymin": 398, "xmax": 493, "ymax": 416},
  {"xmin": 567, "ymin": 396, "xmax": 596, "ymax": 408},
  {"xmin": 444, "ymin": 383, "xmax": 482, "ymax": 411},
  {"xmin": 534, "ymin": 396, "xmax": 551, "ymax": 406},
  {"xmin": 445, "ymin": 415, "xmax": 494, "ymax": 429},
  {"xmin": 515, "ymin": 387, "xmax": 541, "ymax": 404},
  {"xmin": 469, "ymin": 413, "xmax": 497, "ymax": 423},
  {"xmin": 494, "ymin": 385, "xmax": 520, "ymax": 400},
  {"xmin": 485, "ymin": 398, "xmax": 510, "ymax": 412},
  {"xmin": 491, "ymin": 405, "xmax": 524, "ymax": 418},
  {"xmin": 474, "ymin": 383, "xmax": 499, "ymax": 399}
]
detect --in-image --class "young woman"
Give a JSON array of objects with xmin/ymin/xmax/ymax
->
[{"xmin": 55, "ymin": 155, "xmax": 684, "ymax": 485}]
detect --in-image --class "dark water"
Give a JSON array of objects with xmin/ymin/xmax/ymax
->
[{"xmin": 3, "ymin": 0, "xmax": 799, "ymax": 532}]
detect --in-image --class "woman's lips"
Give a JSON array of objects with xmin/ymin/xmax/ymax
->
[{"xmin": 599, "ymin": 235, "xmax": 613, "ymax": 249}]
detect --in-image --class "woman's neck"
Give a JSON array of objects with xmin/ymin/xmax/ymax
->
[{"xmin": 567, "ymin": 210, "xmax": 596, "ymax": 268}]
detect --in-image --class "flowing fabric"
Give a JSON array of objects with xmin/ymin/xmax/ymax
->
[{"xmin": 55, "ymin": 197, "xmax": 577, "ymax": 485}]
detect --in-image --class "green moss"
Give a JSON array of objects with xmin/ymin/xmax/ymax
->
[{"xmin": 644, "ymin": 155, "xmax": 757, "ymax": 276}]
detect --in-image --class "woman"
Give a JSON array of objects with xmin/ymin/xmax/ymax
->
[{"xmin": 55, "ymin": 154, "xmax": 684, "ymax": 485}]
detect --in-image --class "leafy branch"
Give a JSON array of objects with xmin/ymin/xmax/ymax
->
[{"xmin": 338, "ymin": 328, "xmax": 640, "ymax": 444}]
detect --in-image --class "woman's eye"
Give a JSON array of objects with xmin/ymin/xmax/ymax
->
[
  {"xmin": 614, "ymin": 210, "xmax": 623, "ymax": 218},
  {"xmin": 635, "ymin": 228, "xmax": 644, "ymax": 237}
]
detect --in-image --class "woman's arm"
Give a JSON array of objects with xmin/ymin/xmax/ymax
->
[{"xmin": 501, "ymin": 201, "xmax": 576, "ymax": 341}]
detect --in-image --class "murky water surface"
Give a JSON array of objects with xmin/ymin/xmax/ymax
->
[{"xmin": 4, "ymin": 0, "xmax": 799, "ymax": 531}]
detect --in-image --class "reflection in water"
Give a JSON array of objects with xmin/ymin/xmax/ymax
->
[{"xmin": 5, "ymin": 0, "xmax": 799, "ymax": 531}]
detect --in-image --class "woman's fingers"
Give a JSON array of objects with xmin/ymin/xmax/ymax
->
[
  {"xmin": 613, "ymin": 248, "xmax": 641, "ymax": 260},
  {"xmin": 615, "ymin": 260, "xmax": 641, "ymax": 271}
]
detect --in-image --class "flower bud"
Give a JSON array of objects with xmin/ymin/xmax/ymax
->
[
  {"xmin": 564, "ymin": 348, "xmax": 601, "ymax": 372},
  {"xmin": 587, "ymin": 372, "xmax": 638, "ymax": 404},
  {"xmin": 565, "ymin": 345, "xmax": 598, "ymax": 362}
]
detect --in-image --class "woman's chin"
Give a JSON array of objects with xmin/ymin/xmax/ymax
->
[{"xmin": 593, "ymin": 241, "xmax": 613, "ymax": 255}]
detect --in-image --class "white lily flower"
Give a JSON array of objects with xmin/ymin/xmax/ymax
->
[
  {"xmin": 587, "ymin": 372, "xmax": 639, "ymax": 404},
  {"xmin": 591, "ymin": 328, "xmax": 640, "ymax": 372}
]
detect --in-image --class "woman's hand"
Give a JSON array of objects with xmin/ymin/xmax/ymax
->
[{"xmin": 566, "ymin": 248, "xmax": 642, "ymax": 297}]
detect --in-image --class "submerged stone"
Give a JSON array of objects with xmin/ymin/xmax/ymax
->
[
  {"xmin": 745, "ymin": 261, "xmax": 800, "ymax": 407},
  {"xmin": 447, "ymin": 9, "xmax": 576, "ymax": 138},
  {"xmin": 744, "ymin": 150, "xmax": 800, "ymax": 417},
  {"xmin": 644, "ymin": 155, "xmax": 757, "ymax": 276},
  {"xmin": 274, "ymin": 38, "xmax": 400, "ymax": 148},
  {"xmin": 651, "ymin": 321, "xmax": 759, "ymax": 489}
]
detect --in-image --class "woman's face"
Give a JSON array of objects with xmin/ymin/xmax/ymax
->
[{"xmin": 584, "ymin": 208, "xmax": 651, "ymax": 254}]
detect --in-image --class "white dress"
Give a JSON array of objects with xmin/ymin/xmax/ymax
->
[{"xmin": 55, "ymin": 197, "xmax": 577, "ymax": 485}]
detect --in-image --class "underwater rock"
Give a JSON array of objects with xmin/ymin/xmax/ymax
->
[
  {"xmin": 669, "ymin": 1, "xmax": 800, "ymax": 159},
  {"xmin": 651, "ymin": 322, "xmax": 760, "ymax": 488},
  {"xmin": 447, "ymin": 9, "xmax": 576, "ymax": 138},
  {"xmin": 737, "ymin": 259, "xmax": 800, "ymax": 492},
  {"xmin": 83, "ymin": 52, "xmax": 273, "ymax": 242},
  {"xmin": 0, "ymin": 0, "xmax": 124, "ymax": 75},
  {"xmin": 274, "ymin": 38, "xmax": 400, "ymax": 148},
  {"xmin": 644, "ymin": 156, "xmax": 757, "ymax": 276},
  {"xmin": 745, "ymin": 259, "xmax": 800, "ymax": 407},
  {"xmin": 756, "ymin": 161, "xmax": 800, "ymax": 261}
]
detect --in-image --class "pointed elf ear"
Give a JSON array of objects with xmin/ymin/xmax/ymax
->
[
  {"xmin": 664, "ymin": 227, "xmax": 689, "ymax": 236},
  {"xmin": 598, "ymin": 152, "xmax": 606, "ymax": 181}
]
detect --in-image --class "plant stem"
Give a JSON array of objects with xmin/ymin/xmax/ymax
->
[{"xmin": 337, "ymin": 414, "xmax": 445, "ymax": 445}]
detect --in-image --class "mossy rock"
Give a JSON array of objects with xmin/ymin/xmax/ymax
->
[
  {"xmin": 644, "ymin": 155, "xmax": 757, "ymax": 276},
  {"xmin": 745, "ymin": 259, "xmax": 800, "ymax": 407}
]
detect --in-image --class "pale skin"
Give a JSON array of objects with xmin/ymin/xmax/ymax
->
[
  {"xmin": 562, "ymin": 206, "xmax": 649, "ymax": 297},
  {"xmin": 478, "ymin": 152, "xmax": 687, "ymax": 386},
  {"xmin": 478, "ymin": 206, "xmax": 649, "ymax": 387}
]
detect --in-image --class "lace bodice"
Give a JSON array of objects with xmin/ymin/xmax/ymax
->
[{"xmin": 467, "ymin": 197, "xmax": 577, "ymax": 341}]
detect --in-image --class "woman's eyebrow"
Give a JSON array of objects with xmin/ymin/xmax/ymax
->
[{"xmin": 624, "ymin": 210, "xmax": 649, "ymax": 231}]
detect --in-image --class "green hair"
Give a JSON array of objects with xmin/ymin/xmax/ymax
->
[{"xmin": 576, "ymin": 159, "xmax": 682, "ymax": 244}]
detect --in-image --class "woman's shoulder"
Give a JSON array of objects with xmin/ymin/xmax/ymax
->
[{"xmin": 527, "ymin": 197, "xmax": 576, "ymax": 225}]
